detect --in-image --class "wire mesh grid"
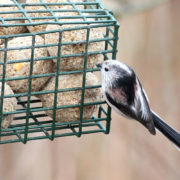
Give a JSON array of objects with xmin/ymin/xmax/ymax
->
[{"xmin": 0, "ymin": 0, "xmax": 119, "ymax": 144}]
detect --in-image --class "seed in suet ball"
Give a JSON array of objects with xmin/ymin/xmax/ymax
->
[
  {"xmin": 45, "ymin": 12, "xmax": 105, "ymax": 71},
  {"xmin": 25, "ymin": 0, "xmax": 84, "ymax": 34},
  {"xmin": 0, "ymin": 35, "xmax": 54, "ymax": 93},
  {"xmin": 0, "ymin": 82, "xmax": 17, "ymax": 129},
  {"xmin": 0, "ymin": 0, "xmax": 27, "ymax": 44},
  {"xmin": 38, "ymin": 73, "xmax": 102, "ymax": 122}
]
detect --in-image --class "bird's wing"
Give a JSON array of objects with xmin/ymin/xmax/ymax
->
[
  {"xmin": 105, "ymin": 89, "xmax": 137, "ymax": 120},
  {"xmin": 107, "ymin": 87, "xmax": 128, "ymax": 105},
  {"xmin": 134, "ymin": 79, "xmax": 156, "ymax": 134}
]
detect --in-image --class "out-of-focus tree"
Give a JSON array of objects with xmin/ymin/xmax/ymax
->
[{"xmin": 103, "ymin": 0, "xmax": 173, "ymax": 18}]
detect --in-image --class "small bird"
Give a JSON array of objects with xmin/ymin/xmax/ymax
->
[{"xmin": 97, "ymin": 60, "xmax": 180, "ymax": 149}]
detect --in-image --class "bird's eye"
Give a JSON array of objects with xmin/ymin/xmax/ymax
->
[{"xmin": 104, "ymin": 67, "xmax": 109, "ymax": 71}]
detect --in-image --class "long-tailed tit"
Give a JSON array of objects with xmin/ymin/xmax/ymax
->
[{"xmin": 97, "ymin": 60, "xmax": 180, "ymax": 149}]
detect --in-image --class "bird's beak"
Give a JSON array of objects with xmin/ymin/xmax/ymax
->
[{"xmin": 96, "ymin": 63, "xmax": 102, "ymax": 69}]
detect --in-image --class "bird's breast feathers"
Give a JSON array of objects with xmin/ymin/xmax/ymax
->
[{"xmin": 106, "ymin": 87, "xmax": 127, "ymax": 105}]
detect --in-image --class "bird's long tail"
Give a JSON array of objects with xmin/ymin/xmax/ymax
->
[{"xmin": 151, "ymin": 111, "xmax": 180, "ymax": 150}]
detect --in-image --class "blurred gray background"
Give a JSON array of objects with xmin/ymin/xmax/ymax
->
[{"xmin": 0, "ymin": 0, "xmax": 180, "ymax": 179}]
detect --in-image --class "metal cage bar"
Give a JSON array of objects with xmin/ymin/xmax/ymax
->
[
  {"xmin": 0, "ymin": 38, "xmax": 8, "ymax": 136},
  {"xmin": 51, "ymin": 31, "xmax": 62, "ymax": 140},
  {"xmin": 78, "ymin": 27, "xmax": 90, "ymax": 137}
]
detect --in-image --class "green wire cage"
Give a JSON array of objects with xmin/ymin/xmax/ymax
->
[{"xmin": 0, "ymin": 0, "xmax": 119, "ymax": 144}]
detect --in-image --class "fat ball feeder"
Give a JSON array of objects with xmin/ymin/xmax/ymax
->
[{"xmin": 0, "ymin": 0, "xmax": 119, "ymax": 144}]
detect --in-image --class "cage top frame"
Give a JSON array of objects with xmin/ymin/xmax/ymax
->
[{"xmin": 0, "ymin": 0, "xmax": 118, "ymax": 29}]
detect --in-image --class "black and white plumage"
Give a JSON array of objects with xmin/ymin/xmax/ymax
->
[{"xmin": 97, "ymin": 60, "xmax": 180, "ymax": 149}]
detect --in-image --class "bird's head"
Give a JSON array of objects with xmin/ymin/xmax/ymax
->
[{"xmin": 96, "ymin": 60, "xmax": 134, "ymax": 88}]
